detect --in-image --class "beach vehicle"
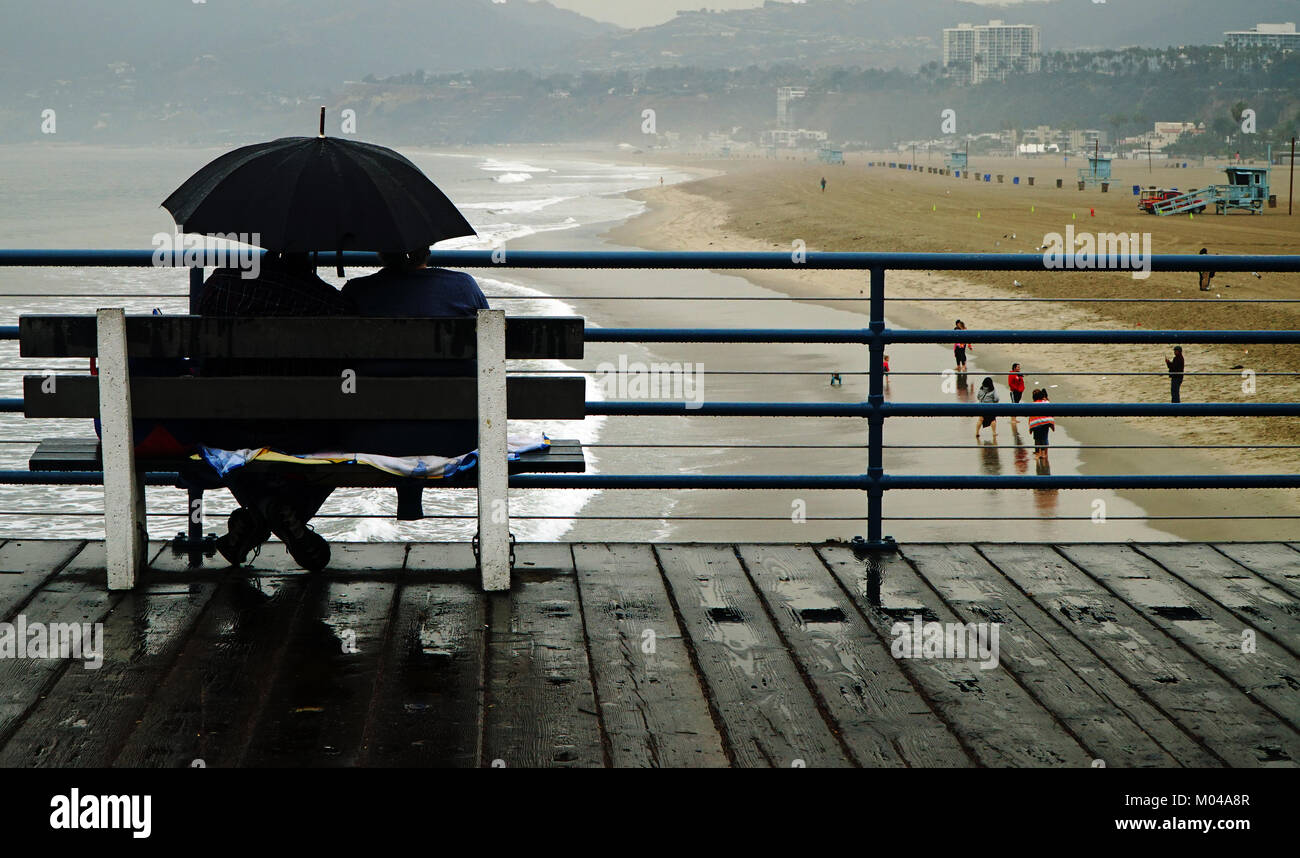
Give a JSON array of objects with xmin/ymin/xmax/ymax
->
[
  {"xmin": 1139, "ymin": 187, "xmax": 1204, "ymax": 214},
  {"xmin": 1148, "ymin": 166, "xmax": 1270, "ymax": 215}
]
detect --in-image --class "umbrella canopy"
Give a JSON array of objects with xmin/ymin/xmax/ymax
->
[{"xmin": 161, "ymin": 135, "xmax": 475, "ymax": 253}]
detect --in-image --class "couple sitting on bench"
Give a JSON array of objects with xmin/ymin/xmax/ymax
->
[{"xmin": 190, "ymin": 248, "xmax": 488, "ymax": 572}]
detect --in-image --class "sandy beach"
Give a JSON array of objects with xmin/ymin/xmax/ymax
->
[{"xmin": 598, "ymin": 151, "xmax": 1300, "ymax": 540}]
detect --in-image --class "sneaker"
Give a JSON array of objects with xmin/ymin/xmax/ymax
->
[
  {"xmin": 215, "ymin": 507, "xmax": 271, "ymax": 567},
  {"xmin": 256, "ymin": 497, "xmax": 331, "ymax": 572}
]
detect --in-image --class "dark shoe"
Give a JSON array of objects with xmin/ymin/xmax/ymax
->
[
  {"xmin": 256, "ymin": 498, "xmax": 331, "ymax": 572},
  {"xmin": 215, "ymin": 507, "xmax": 271, "ymax": 567}
]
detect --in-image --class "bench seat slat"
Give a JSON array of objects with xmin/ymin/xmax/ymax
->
[
  {"xmin": 19, "ymin": 316, "xmax": 584, "ymax": 361},
  {"xmin": 24, "ymin": 375, "xmax": 586, "ymax": 420}
]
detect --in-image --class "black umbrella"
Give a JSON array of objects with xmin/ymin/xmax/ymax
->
[{"xmin": 162, "ymin": 110, "xmax": 475, "ymax": 257}]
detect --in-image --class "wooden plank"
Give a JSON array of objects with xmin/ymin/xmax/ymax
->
[
  {"xmin": 1059, "ymin": 545, "xmax": 1300, "ymax": 730},
  {"xmin": 482, "ymin": 543, "xmax": 605, "ymax": 767},
  {"xmin": 1136, "ymin": 544, "xmax": 1300, "ymax": 661},
  {"xmin": 112, "ymin": 576, "xmax": 313, "ymax": 768},
  {"xmin": 908, "ymin": 544, "xmax": 1215, "ymax": 767},
  {"xmin": 0, "ymin": 540, "xmax": 82, "ymax": 620},
  {"xmin": 357, "ymin": 580, "xmax": 486, "ymax": 767},
  {"xmin": 572, "ymin": 543, "xmax": 728, "ymax": 768},
  {"xmin": 655, "ymin": 544, "xmax": 851, "ymax": 768},
  {"xmin": 819, "ymin": 545, "xmax": 1093, "ymax": 768},
  {"xmin": 982, "ymin": 544, "xmax": 1300, "ymax": 767},
  {"xmin": 238, "ymin": 579, "xmax": 398, "ymax": 766},
  {"xmin": 738, "ymin": 544, "xmax": 972, "ymax": 767},
  {"xmin": 1214, "ymin": 543, "xmax": 1300, "ymax": 601},
  {"xmin": 0, "ymin": 566, "xmax": 119, "ymax": 750},
  {"xmin": 25, "ymin": 375, "xmax": 585, "ymax": 421},
  {"xmin": 0, "ymin": 577, "xmax": 219, "ymax": 766},
  {"xmin": 19, "ymin": 315, "xmax": 584, "ymax": 360}
]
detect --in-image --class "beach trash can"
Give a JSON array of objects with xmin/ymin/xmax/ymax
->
[
  {"xmin": 1056, "ymin": 178, "xmax": 1063, "ymax": 188},
  {"xmin": 997, "ymin": 174, "xmax": 1004, "ymax": 183},
  {"xmin": 1269, "ymin": 194, "xmax": 1278, "ymax": 208},
  {"xmin": 984, "ymin": 174, "xmax": 991, "ymax": 182},
  {"xmin": 1132, "ymin": 184, "xmax": 1140, "ymax": 195},
  {"xmin": 1012, "ymin": 176, "xmax": 1019, "ymax": 184},
  {"xmin": 1101, "ymin": 182, "xmax": 1109, "ymax": 193},
  {"xmin": 1027, "ymin": 176, "xmax": 1034, "ymax": 186},
  {"xmin": 1077, "ymin": 180, "xmax": 1085, "ymax": 190}
]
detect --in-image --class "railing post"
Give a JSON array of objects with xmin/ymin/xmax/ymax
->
[{"xmin": 866, "ymin": 267, "xmax": 894, "ymax": 550}]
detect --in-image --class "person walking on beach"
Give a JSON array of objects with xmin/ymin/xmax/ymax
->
[
  {"xmin": 820, "ymin": 176, "xmax": 827, "ymax": 193},
  {"xmin": 1007, "ymin": 363, "xmax": 1025, "ymax": 425},
  {"xmin": 953, "ymin": 320, "xmax": 971, "ymax": 372},
  {"xmin": 1198, "ymin": 248, "xmax": 1215, "ymax": 291},
  {"xmin": 975, "ymin": 376, "xmax": 999, "ymax": 440},
  {"xmin": 1028, "ymin": 389, "xmax": 1055, "ymax": 464},
  {"xmin": 1166, "ymin": 346, "xmax": 1185, "ymax": 403}
]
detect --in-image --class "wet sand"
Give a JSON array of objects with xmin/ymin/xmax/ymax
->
[{"xmin": 580, "ymin": 159, "xmax": 1300, "ymax": 543}]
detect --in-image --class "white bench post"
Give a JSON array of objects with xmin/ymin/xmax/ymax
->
[
  {"xmin": 97, "ymin": 308, "xmax": 146, "ymax": 589},
  {"xmin": 477, "ymin": 309, "xmax": 510, "ymax": 591}
]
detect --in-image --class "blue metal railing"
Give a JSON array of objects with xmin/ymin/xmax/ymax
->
[{"xmin": 2, "ymin": 248, "xmax": 1300, "ymax": 546}]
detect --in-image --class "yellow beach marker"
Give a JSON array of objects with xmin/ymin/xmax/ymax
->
[
  {"xmin": 1072, "ymin": 212, "xmax": 1076, "ymax": 220},
  {"xmin": 1031, "ymin": 205, "xmax": 1035, "ymax": 213},
  {"xmin": 977, "ymin": 211, "xmax": 981, "ymax": 218}
]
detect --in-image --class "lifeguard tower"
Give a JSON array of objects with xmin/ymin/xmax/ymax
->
[
  {"xmin": 1215, "ymin": 166, "xmax": 1269, "ymax": 214},
  {"xmin": 1151, "ymin": 165, "xmax": 1271, "ymax": 216},
  {"xmin": 945, "ymin": 151, "xmax": 967, "ymax": 172},
  {"xmin": 1077, "ymin": 154, "xmax": 1111, "ymax": 186},
  {"xmin": 818, "ymin": 148, "xmax": 844, "ymax": 165}
]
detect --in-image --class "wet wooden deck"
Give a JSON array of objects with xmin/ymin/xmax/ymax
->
[{"xmin": 0, "ymin": 539, "xmax": 1297, "ymax": 767}]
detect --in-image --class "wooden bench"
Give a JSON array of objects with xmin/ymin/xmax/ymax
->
[{"xmin": 19, "ymin": 309, "xmax": 586, "ymax": 592}]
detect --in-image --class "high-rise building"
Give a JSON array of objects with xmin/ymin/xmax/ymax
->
[
  {"xmin": 943, "ymin": 20, "xmax": 1041, "ymax": 85},
  {"xmin": 1224, "ymin": 22, "xmax": 1300, "ymax": 52}
]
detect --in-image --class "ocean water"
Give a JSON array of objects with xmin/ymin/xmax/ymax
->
[
  {"xmin": 0, "ymin": 145, "xmax": 1284, "ymax": 545},
  {"xmin": 0, "ymin": 144, "xmax": 691, "ymax": 542}
]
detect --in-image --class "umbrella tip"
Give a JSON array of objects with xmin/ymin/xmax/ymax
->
[{"xmin": 319, "ymin": 106, "xmax": 326, "ymax": 138}]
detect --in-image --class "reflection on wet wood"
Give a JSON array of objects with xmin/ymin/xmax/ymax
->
[{"xmin": 0, "ymin": 539, "xmax": 1296, "ymax": 767}]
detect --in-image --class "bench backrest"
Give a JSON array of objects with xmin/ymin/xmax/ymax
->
[{"xmin": 20, "ymin": 315, "xmax": 586, "ymax": 421}]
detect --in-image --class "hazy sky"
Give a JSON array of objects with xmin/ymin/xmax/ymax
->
[{"xmin": 550, "ymin": 0, "xmax": 1030, "ymax": 29}]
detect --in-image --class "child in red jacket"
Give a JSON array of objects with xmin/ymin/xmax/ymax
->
[
  {"xmin": 1028, "ymin": 389, "xmax": 1055, "ymax": 463},
  {"xmin": 1007, "ymin": 363, "xmax": 1025, "ymax": 426}
]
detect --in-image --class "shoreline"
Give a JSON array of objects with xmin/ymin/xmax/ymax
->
[{"xmin": 604, "ymin": 172, "xmax": 1300, "ymax": 542}]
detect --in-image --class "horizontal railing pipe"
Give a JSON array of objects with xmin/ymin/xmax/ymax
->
[{"xmin": 2, "ymin": 249, "xmax": 1299, "ymax": 274}]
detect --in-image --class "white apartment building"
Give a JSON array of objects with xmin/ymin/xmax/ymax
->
[
  {"xmin": 1224, "ymin": 22, "xmax": 1300, "ymax": 52},
  {"xmin": 943, "ymin": 20, "xmax": 1041, "ymax": 85}
]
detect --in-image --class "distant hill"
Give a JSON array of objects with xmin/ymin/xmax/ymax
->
[
  {"xmin": 0, "ymin": 0, "xmax": 616, "ymax": 91},
  {"xmin": 570, "ymin": 0, "xmax": 1300, "ymax": 70}
]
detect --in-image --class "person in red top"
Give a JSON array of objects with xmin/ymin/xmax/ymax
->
[
  {"xmin": 1007, "ymin": 363, "xmax": 1026, "ymax": 425},
  {"xmin": 953, "ymin": 320, "xmax": 971, "ymax": 372}
]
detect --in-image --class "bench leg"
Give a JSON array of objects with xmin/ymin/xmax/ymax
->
[
  {"xmin": 134, "ymin": 474, "xmax": 149, "ymax": 567},
  {"xmin": 97, "ymin": 308, "xmax": 145, "ymax": 590},
  {"xmin": 477, "ymin": 309, "xmax": 510, "ymax": 591}
]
